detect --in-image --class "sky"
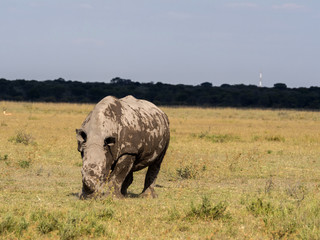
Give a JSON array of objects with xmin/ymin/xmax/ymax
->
[{"xmin": 0, "ymin": 1, "xmax": 319, "ymax": 87}]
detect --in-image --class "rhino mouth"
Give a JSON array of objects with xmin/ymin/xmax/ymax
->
[{"xmin": 80, "ymin": 181, "xmax": 95, "ymax": 199}]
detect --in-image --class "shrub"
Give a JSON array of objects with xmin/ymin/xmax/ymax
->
[
  {"xmin": 265, "ymin": 135, "xmax": 285, "ymax": 142},
  {"xmin": 176, "ymin": 165, "xmax": 198, "ymax": 179},
  {"xmin": 246, "ymin": 198, "xmax": 274, "ymax": 217},
  {"xmin": 9, "ymin": 130, "xmax": 36, "ymax": 145},
  {"xmin": 245, "ymin": 196, "xmax": 297, "ymax": 238},
  {"xmin": 186, "ymin": 196, "xmax": 229, "ymax": 220},
  {"xmin": 18, "ymin": 160, "xmax": 31, "ymax": 168},
  {"xmin": 0, "ymin": 154, "xmax": 8, "ymax": 161},
  {"xmin": 286, "ymin": 183, "xmax": 307, "ymax": 203}
]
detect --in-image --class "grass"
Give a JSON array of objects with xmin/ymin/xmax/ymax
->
[
  {"xmin": 186, "ymin": 196, "xmax": 229, "ymax": 221},
  {"xmin": 0, "ymin": 101, "xmax": 320, "ymax": 239}
]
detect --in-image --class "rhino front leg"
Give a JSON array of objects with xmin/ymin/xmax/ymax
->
[
  {"xmin": 108, "ymin": 155, "xmax": 135, "ymax": 198},
  {"xmin": 121, "ymin": 171, "xmax": 133, "ymax": 196}
]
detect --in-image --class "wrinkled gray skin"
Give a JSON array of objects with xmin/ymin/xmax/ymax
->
[{"xmin": 76, "ymin": 95, "xmax": 170, "ymax": 199}]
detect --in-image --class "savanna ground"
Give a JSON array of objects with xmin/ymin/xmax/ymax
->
[{"xmin": 0, "ymin": 101, "xmax": 320, "ymax": 240}]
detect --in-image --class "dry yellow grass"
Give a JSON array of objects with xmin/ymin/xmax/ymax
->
[{"xmin": 0, "ymin": 101, "xmax": 320, "ymax": 239}]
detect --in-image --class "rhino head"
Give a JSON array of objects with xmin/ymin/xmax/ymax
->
[{"xmin": 76, "ymin": 128, "xmax": 116, "ymax": 199}]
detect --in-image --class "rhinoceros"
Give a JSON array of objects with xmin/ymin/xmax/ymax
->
[{"xmin": 76, "ymin": 95, "xmax": 170, "ymax": 199}]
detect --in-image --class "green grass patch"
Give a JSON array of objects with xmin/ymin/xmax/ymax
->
[
  {"xmin": 0, "ymin": 215, "xmax": 29, "ymax": 237},
  {"xmin": 186, "ymin": 196, "xmax": 229, "ymax": 221},
  {"xmin": 18, "ymin": 160, "xmax": 31, "ymax": 168},
  {"xmin": 193, "ymin": 132, "xmax": 240, "ymax": 143},
  {"xmin": 0, "ymin": 154, "xmax": 8, "ymax": 161}
]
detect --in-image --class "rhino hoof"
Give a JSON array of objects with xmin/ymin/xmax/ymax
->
[{"xmin": 140, "ymin": 189, "xmax": 158, "ymax": 199}]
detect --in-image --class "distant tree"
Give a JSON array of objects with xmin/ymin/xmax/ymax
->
[
  {"xmin": 0, "ymin": 78, "xmax": 319, "ymax": 109},
  {"xmin": 220, "ymin": 84, "xmax": 231, "ymax": 88},
  {"xmin": 200, "ymin": 82, "xmax": 212, "ymax": 87},
  {"xmin": 71, "ymin": 85, "xmax": 87, "ymax": 96},
  {"xmin": 51, "ymin": 85, "xmax": 65, "ymax": 99},
  {"xmin": 110, "ymin": 77, "xmax": 133, "ymax": 85},
  {"xmin": 27, "ymin": 87, "xmax": 41, "ymax": 100},
  {"xmin": 88, "ymin": 87, "xmax": 106, "ymax": 101},
  {"xmin": 274, "ymin": 83, "xmax": 287, "ymax": 90},
  {"xmin": 54, "ymin": 78, "xmax": 66, "ymax": 82}
]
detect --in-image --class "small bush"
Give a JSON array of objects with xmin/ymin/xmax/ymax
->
[
  {"xmin": 228, "ymin": 153, "xmax": 242, "ymax": 172},
  {"xmin": 176, "ymin": 166, "xmax": 198, "ymax": 179},
  {"xmin": 252, "ymin": 135, "xmax": 261, "ymax": 141},
  {"xmin": 246, "ymin": 198, "xmax": 274, "ymax": 217},
  {"xmin": 9, "ymin": 130, "xmax": 36, "ymax": 145},
  {"xmin": 286, "ymin": 183, "xmax": 307, "ymax": 203},
  {"xmin": 245, "ymin": 196, "xmax": 298, "ymax": 238},
  {"xmin": 265, "ymin": 135, "xmax": 285, "ymax": 142},
  {"xmin": 0, "ymin": 154, "xmax": 8, "ymax": 161},
  {"xmin": 186, "ymin": 196, "xmax": 228, "ymax": 220},
  {"xmin": 18, "ymin": 160, "xmax": 31, "ymax": 168},
  {"xmin": 265, "ymin": 179, "xmax": 275, "ymax": 194}
]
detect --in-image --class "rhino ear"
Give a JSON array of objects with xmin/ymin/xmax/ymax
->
[
  {"xmin": 76, "ymin": 129, "xmax": 87, "ymax": 153},
  {"xmin": 76, "ymin": 129, "xmax": 87, "ymax": 142}
]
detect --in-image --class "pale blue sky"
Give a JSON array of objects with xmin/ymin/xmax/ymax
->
[{"xmin": 0, "ymin": 1, "xmax": 319, "ymax": 87}]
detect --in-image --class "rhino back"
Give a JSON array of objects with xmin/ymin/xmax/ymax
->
[
  {"xmin": 117, "ymin": 96, "xmax": 169, "ymax": 157},
  {"xmin": 120, "ymin": 95, "xmax": 169, "ymax": 133},
  {"xmin": 86, "ymin": 96, "xmax": 120, "ymax": 136},
  {"xmin": 82, "ymin": 95, "xmax": 169, "ymax": 161}
]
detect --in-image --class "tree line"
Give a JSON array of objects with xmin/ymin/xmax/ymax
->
[{"xmin": 0, "ymin": 77, "xmax": 319, "ymax": 109}]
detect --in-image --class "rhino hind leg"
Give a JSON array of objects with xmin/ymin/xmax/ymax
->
[
  {"xmin": 108, "ymin": 155, "xmax": 135, "ymax": 198},
  {"xmin": 121, "ymin": 171, "xmax": 133, "ymax": 196},
  {"xmin": 140, "ymin": 163, "xmax": 161, "ymax": 198},
  {"xmin": 140, "ymin": 148, "xmax": 167, "ymax": 198}
]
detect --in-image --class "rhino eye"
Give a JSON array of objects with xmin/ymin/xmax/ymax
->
[{"xmin": 104, "ymin": 137, "xmax": 116, "ymax": 147}]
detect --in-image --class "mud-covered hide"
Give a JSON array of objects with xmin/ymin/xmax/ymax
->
[{"xmin": 77, "ymin": 95, "xmax": 170, "ymax": 198}]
